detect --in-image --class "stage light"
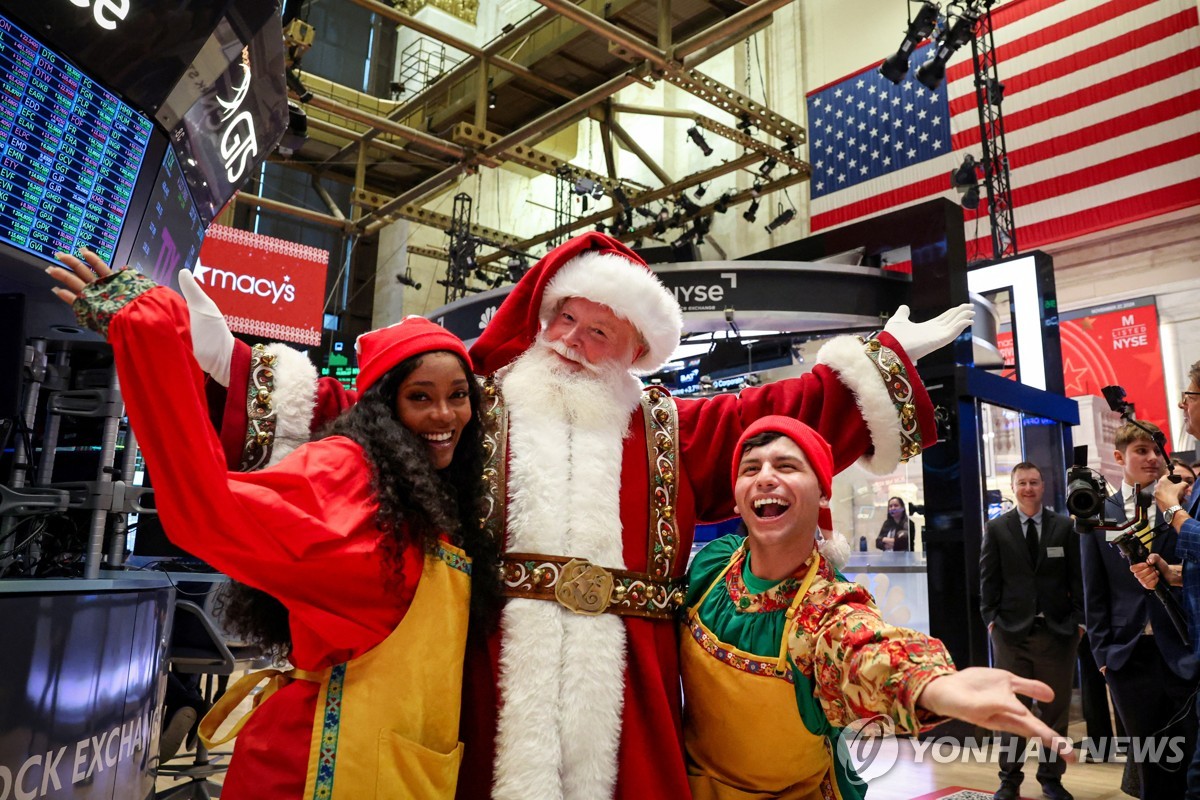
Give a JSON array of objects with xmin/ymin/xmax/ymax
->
[
  {"xmin": 636, "ymin": 207, "xmax": 657, "ymax": 219},
  {"xmin": 750, "ymin": 182, "xmax": 763, "ymax": 198},
  {"xmin": 986, "ymin": 77, "xmax": 1005, "ymax": 105},
  {"xmin": 916, "ymin": 8, "xmax": 977, "ymax": 91},
  {"xmin": 473, "ymin": 268, "xmax": 490, "ymax": 282},
  {"xmin": 595, "ymin": 222, "xmax": 607, "ymax": 233},
  {"xmin": 960, "ymin": 184, "xmax": 980, "ymax": 210},
  {"xmin": 572, "ymin": 177, "xmax": 596, "ymax": 196},
  {"xmin": 951, "ymin": 153, "xmax": 980, "ymax": 210},
  {"xmin": 714, "ymin": 192, "xmax": 732, "ymax": 214},
  {"xmin": 677, "ymin": 194, "xmax": 701, "ymax": 216},
  {"xmin": 591, "ymin": 182, "xmax": 606, "ymax": 200},
  {"xmin": 694, "ymin": 183, "xmax": 707, "ymax": 199},
  {"xmin": 951, "ymin": 153, "xmax": 977, "ymax": 188},
  {"xmin": 743, "ymin": 197, "xmax": 760, "ymax": 223},
  {"xmin": 395, "ymin": 268, "xmax": 422, "ymax": 291},
  {"xmin": 879, "ymin": 2, "xmax": 940, "ymax": 85},
  {"xmin": 736, "ymin": 114, "xmax": 753, "ymax": 133},
  {"xmin": 765, "ymin": 208, "xmax": 795, "ymax": 233},
  {"xmin": 687, "ymin": 126, "xmax": 713, "ymax": 156},
  {"xmin": 506, "ymin": 255, "xmax": 528, "ymax": 282},
  {"xmin": 757, "ymin": 156, "xmax": 778, "ymax": 177}
]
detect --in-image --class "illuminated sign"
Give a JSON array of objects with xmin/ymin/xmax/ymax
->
[
  {"xmin": 67, "ymin": 0, "xmax": 130, "ymax": 31},
  {"xmin": 195, "ymin": 224, "xmax": 327, "ymax": 346}
]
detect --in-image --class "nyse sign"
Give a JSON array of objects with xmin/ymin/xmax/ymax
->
[{"xmin": 68, "ymin": 0, "xmax": 129, "ymax": 31}]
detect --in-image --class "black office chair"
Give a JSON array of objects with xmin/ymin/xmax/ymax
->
[{"xmin": 155, "ymin": 597, "xmax": 269, "ymax": 800}]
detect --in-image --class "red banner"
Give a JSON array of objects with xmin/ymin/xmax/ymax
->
[
  {"xmin": 996, "ymin": 298, "xmax": 1169, "ymax": 432},
  {"xmin": 194, "ymin": 224, "xmax": 327, "ymax": 346}
]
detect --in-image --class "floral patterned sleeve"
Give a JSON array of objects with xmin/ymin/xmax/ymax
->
[{"xmin": 787, "ymin": 560, "xmax": 956, "ymax": 733}]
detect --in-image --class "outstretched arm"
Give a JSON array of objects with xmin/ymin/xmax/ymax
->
[{"xmin": 917, "ymin": 667, "xmax": 1073, "ymax": 760}]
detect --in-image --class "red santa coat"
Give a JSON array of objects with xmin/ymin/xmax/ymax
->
[
  {"xmin": 215, "ymin": 328, "xmax": 932, "ymax": 799},
  {"xmin": 95, "ymin": 284, "xmax": 423, "ymax": 800}
]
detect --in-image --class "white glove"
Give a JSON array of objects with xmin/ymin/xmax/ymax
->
[
  {"xmin": 179, "ymin": 269, "xmax": 234, "ymax": 387},
  {"xmin": 883, "ymin": 303, "xmax": 974, "ymax": 363}
]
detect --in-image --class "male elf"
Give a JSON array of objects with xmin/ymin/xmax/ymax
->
[{"xmin": 681, "ymin": 415, "xmax": 1072, "ymax": 799}]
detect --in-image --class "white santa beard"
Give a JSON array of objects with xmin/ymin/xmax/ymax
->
[{"xmin": 491, "ymin": 342, "xmax": 642, "ymax": 800}]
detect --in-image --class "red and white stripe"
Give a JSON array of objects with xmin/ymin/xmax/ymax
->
[{"xmin": 809, "ymin": 0, "xmax": 1200, "ymax": 256}]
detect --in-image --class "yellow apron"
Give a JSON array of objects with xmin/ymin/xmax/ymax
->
[
  {"xmin": 201, "ymin": 541, "xmax": 472, "ymax": 799},
  {"xmin": 681, "ymin": 547, "xmax": 842, "ymax": 800}
]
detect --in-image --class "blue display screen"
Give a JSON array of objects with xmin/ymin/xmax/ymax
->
[{"xmin": 0, "ymin": 12, "xmax": 153, "ymax": 265}]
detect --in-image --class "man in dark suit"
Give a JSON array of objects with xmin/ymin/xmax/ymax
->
[
  {"xmin": 982, "ymin": 461, "xmax": 1083, "ymax": 800},
  {"xmin": 1081, "ymin": 419, "xmax": 1198, "ymax": 800}
]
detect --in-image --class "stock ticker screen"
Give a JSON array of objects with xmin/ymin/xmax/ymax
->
[
  {"xmin": 0, "ymin": 13, "xmax": 153, "ymax": 265},
  {"xmin": 125, "ymin": 147, "xmax": 206, "ymax": 291}
]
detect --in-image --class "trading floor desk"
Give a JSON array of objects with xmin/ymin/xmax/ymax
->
[{"xmin": 0, "ymin": 575, "xmax": 175, "ymax": 800}]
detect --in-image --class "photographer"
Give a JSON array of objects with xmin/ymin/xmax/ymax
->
[
  {"xmin": 1132, "ymin": 361, "xmax": 1200, "ymax": 798},
  {"xmin": 1080, "ymin": 419, "xmax": 1197, "ymax": 799}
]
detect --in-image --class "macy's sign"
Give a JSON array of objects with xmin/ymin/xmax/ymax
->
[{"xmin": 193, "ymin": 261, "xmax": 296, "ymax": 304}]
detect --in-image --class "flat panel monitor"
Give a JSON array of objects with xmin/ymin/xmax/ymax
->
[
  {"xmin": 0, "ymin": 12, "xmax": 155, "ymax": 266},
  {"xmin": 120, "ymin": 146, "xmax": 207, "ymax": 291}
]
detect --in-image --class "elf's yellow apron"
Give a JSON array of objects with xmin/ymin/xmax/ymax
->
[
  {"xmin": 681, "ymin": 547, "xmax": 842, "ymax": 800},
  {"xmin": 200, "ymin": 541, "xmax": 472, "ymax": 799}
]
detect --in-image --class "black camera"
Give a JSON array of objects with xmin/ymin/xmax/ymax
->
[{"xmin": 1065, "ymin": 445, "xmax": 1106, "ymax": 525}]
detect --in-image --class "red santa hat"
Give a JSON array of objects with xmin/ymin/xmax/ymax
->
[
  {"xmin": 469, "ymin": 232, "xmax": 683, "ymax": 375},
  {"xmin": 733, "ymin": 416, "xmax": 841, "ymax": 556},
  {"xmin": 354, "ymin": 316, "xmax": 470, "ymax": 394}
]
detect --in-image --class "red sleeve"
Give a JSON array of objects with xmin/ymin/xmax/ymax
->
[
  {"xmin": 108, "ymin": 287, "xmax": 411, "ymax": 650},
  {"xmin": 677, "ymin": 333, "xmax": 935, "ymax": 524}
]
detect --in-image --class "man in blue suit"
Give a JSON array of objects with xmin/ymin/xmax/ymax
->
[
  {"xmin": 1081, "ymin": 419, "xmax": 1198, "ymax": 799},
  {"xmin": 981, "ymin": 461, "xmax": 1082, "ymax": 800},
  {"xmin": 1134, "ymin": 360, "xmax": 1200, "ymax": 798}
]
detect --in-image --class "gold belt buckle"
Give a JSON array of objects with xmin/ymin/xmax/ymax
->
[{"xmin": 554, "ymin": 558, "xmax": 615, "ymax": 615}]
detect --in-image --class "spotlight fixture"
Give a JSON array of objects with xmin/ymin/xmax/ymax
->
[
  {"xmin": 757, "ymin": 156, "xmax": 778, "ymax": 177},
  {"xmin": 692, "ymin": 216, "xmax": 712, "ymax": 245},
  {"xmin": 736, "ymin": 114, "xmax": 753, "ymax": 133},
  {"xmin": 591, "ymin": 182, "xmax": 605, "ymax": 200},
  {"xmin": 505, "ymin": 255, "xmax": 528, "ymax": 283},
  {"xmin": 694, "ymin": 183, "xmax": 707, "ymax": 199},
  {"xmin": 951, "ymin": 153, "xmax": 978, "ymax": 188},
  {"xmin": 677, "ymin": 194, "xmax": 701, "ymax": 216},
  {"xmin": 743, "ymin": 197, "xmax": 760, "ymax": 223},
  {"xmin": 985, "ymin": 77, "xmax": 1005, "ymax": 106},
  {"xmin": 488, "ymin": 91, "xmax": 497, "ymax": 109},
  {"xmin": 713, "ymin": 192, "xmax": 732, "ymax": 214},
  {"xmin": 781, "ymin": 136, "xmax": 797, "ymax": 154},
  {"xmin": 490, "ymin": 274, "xmax": 505, "ymax": 289},
  {"xmin": 636, "ymin": 207, "xmax": 657, "ymax": 220},
  {"xmin": 395, "ymin": 268, "xmax": 422, "ymax": 291},
  {"xmin": 879, "ymin": 1, "xmax": 940, "ymax": 85},
  {"xmin": 916, "ymin": 7, "xmax": 978, "ymax": 91},
  {"xmin": 750, "ymin": 182, "xmax": 763, "ymax": 198},
  {"xmin": 572, "ymin": 177, "xmax": 597, "ymax": 196},
  {"xmin": 951, "ymin": 153, "xmax": 980, "ymax": 210},
  {"xmin": 687, "ymin": 126, "xmax": 713, "ymax": 156},
  {"xmin": 765, "ymin": 207, "xmax": 796, "ymax": 233},
  {"xmin": 473, "ymin": 268, "xmax": 490, "ymax": 282},
  {"xmin": 595, "ymin": 222, "xmax": 607, "ymax": 233},
  {"xmin": 960, "ymin": 184, "xmax": 980, "ymax": 210}
]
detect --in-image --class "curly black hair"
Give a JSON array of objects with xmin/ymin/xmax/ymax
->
[{"xmin": 218, "ymin": 351, "xmax": 502, "ymax": 661}]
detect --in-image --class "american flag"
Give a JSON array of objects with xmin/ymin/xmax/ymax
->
[{"xmin": 806, "ymin": 0, "xmax": 1200, "ymax": 259}]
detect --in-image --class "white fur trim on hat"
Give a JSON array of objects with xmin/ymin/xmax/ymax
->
[{"xmin": 539, "ymin": 251, "xmax": 683, "ymax": 374}]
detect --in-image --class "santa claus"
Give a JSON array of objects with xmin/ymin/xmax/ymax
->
[{"xmin": 186, "ymin": 232, "xmax": 972, "ymax": 800}]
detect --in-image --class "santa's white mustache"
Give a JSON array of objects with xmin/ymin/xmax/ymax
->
[{"xmin": 539, "ymin": 336, "xmax": 601, "ymax": 374}]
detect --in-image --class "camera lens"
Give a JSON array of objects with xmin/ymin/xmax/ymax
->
[{"xmin": 1066, "ymin": 478, "xmax": 1103, "ymax": 518}]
